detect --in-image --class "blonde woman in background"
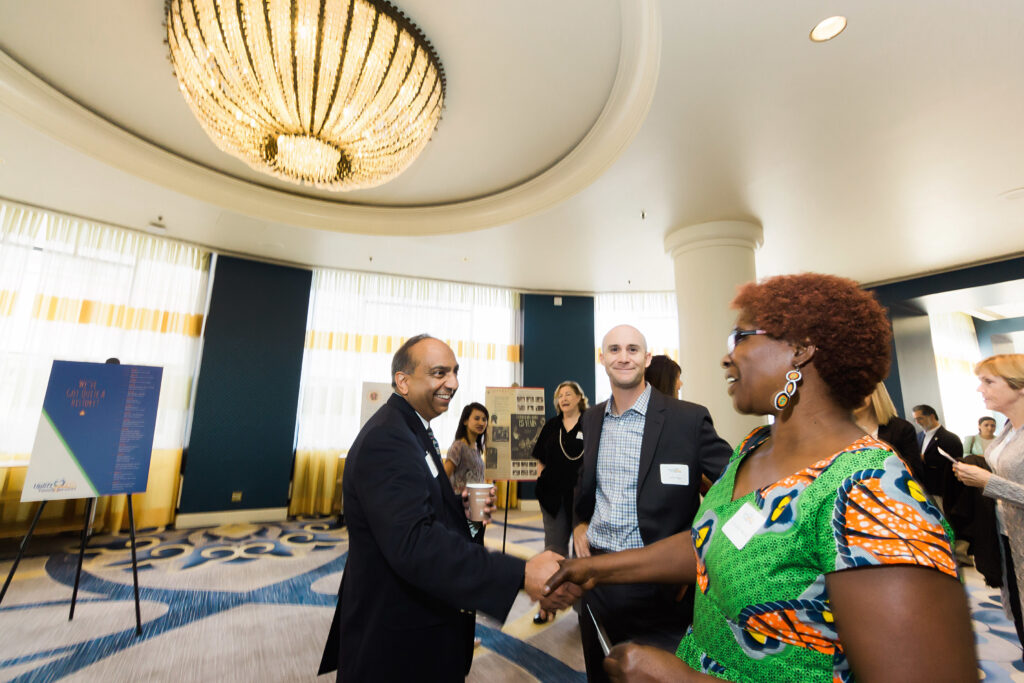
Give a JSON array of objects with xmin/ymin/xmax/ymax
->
[
  {"xmin": 530, "ymin": 380, "xmax": 588, "ymax": 623},
  {"xmin": 853, "ymin": 382, "xmax": 920, "ymax": 478},
  {"xmin": 954, "ymin": 354, "xmax": 1024, "ymax": 656}
]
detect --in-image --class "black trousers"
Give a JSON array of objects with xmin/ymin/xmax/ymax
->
[
  {"xmin": 577, "ymin": 551, "xmax": 693, "ymax": 683},
  {"xmin": 1001, "ymin": 534, "xmax": 1024, "ymax": 654}
]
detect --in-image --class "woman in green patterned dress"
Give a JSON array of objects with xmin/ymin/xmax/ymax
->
[{"xmin": 544, "ymin": 273, "xmax": 977, "ymax": 682}]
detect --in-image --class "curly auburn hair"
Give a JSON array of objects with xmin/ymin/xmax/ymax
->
[{"xmin": 732, "ymin": 273, "xmax": 892, "ymax": 410}]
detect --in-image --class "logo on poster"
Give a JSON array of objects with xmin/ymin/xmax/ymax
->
[{"xmin": 33, "ymin": 478, "xmax": 77, "ymax": 494}]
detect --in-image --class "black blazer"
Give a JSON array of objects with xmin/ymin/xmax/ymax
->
[
  {"xmin": 319, "ymin": 394, "xmax": 524, "ymax": 681},
  {"xmin": 878, "ymin": 417, "xmax": 921, "ymax": 479},
  {"xmin": 574, "ymin": 388, "xmax": 732, "ymax": 547},
  {"xmin": 919, "ymin": 425, "xmax": 963, "ymax": 499}
]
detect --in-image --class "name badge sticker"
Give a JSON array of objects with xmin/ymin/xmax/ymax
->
[
  {"xmin": 721, "ymin": 502, "xmax": 767, "ymax": 550},
  {"xmin": 660, "ymin": 463, "xmax": 689, "ymax": 486},
  {"xmin": 424, "ymin": 452, "xmax": 439, "ymax": 478}
]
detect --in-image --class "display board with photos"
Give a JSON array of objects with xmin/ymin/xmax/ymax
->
[{"xmin": 484, "ymin": 386, "xmax": 545, "ymax": 480}]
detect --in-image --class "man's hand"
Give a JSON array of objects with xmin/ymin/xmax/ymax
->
[
  {"xmin": 573, "ymin": 522, "xmax": 591, "ymax": 558},
  {"xmin": 461, "ymin": 485, "xmax": 497, "ymax": 525},
  {"xmin": 524, "ymin": 550, "xmax": 563, "ymax": 602},
  {"xmin": 604, "ymin": 643, "xmax": 698, "ymax": 682}
]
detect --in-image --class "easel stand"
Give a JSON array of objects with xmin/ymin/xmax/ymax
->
[
  {"xmin": 0, "ymin": 500, "xmax": 48, "ymax": 604},
  {"xmin": 501, "ymin": 481, "xmax": 511, "ymax": 554},
  {"xmin": 0, "ymin": 496, "xmax": 143, "ymax": 636}
]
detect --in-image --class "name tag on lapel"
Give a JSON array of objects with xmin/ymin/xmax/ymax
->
[
  {"xmin": 660, "ymin": 463, "xmax": 689, "ymax": 486},
  {"xmin": 425, "ymin": 452, "xmax": 439, "ymax": 478},
  {"xmin": 722, "ymin": 502, "xmax": 767, "ymax": 550}
]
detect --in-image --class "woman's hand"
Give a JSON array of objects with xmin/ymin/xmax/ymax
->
[
  {"xmin": 953, "ymin": 462, "xmax": 992, "ymax": 488},
  {"xmin": 543, "ymin": 556, "xmax": 599, "ymax": 596},
  {"xmin": 534, "ymin": 555, "xmax": 582, "ymax": 611},
  {"xmin": 604, "ymin": 643, "xmax": 704, "ymax": 682}
]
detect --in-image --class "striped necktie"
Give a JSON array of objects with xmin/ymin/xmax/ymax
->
[{"xmin": 425, "ymin": 426, "xmax": 441, "ymax": 457}]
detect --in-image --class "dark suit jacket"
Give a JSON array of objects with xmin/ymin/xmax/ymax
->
[
  {"xmin": 575, "ymin": 388, "xmax": 732, "ymax": 548},
  {"xmin": 319, "ymin": 394, "xmax": 524, "ymax": 681},
  {"xmin": 919, "ymin": 425, "xmax": 963, "ymax": 500}
]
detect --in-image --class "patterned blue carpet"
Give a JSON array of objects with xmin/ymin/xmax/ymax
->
[{"xmin": 0, "ymin": 513, "xmax": 1020, "ymax": 681}]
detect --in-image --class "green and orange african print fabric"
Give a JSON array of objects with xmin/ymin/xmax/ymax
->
[{"xmin": 677, "ymin": 426, "xmax": 957, "ymax": 682}]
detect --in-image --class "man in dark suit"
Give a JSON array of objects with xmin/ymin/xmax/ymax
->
[
  {"xmin": 573, "ymin": 325, "xmax": 732, "ymax": 682},
  {"xmin": 319, "ymin": 334, "xmax": 566, "ymax": 681},
  {"xmin": 912, "ymin": 403, "xmax": 964, "ymax": 506},
  {"xmin": 912, "ymin": 403, "xmax": 970, "ymax": 563}
]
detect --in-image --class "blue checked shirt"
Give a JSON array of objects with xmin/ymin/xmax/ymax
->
[{"xmin": 587, "ymin": 384, "xmax": 652, "ymax": 552}]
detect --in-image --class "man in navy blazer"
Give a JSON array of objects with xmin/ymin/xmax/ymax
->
[
  {"xmin": 319, "ymin": 334, "xmax": 566, "ymax": 681},
  {"xmin": 573, "ymin": 325, "xmax": 732, "ymax": 682}
]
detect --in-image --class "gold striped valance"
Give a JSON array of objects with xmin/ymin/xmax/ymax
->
[
  {"xmin": 307, "ymin": 331, "xmax": 522, "ymax": 363},
  {"xmin": 31, "ymin": 295, "xmax": 204, "ymax": 337}
]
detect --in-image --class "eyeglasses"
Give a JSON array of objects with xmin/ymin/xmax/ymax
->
[{"xmin": 727, "ymin": 328, "xmax": 768, "ymax": 354}]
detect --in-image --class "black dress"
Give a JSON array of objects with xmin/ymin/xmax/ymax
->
[{"xmin": 531, "ymin": 416, "xmax": 583, "ymax": 518}]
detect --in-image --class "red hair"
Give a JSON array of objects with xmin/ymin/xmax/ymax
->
[{"xmin": 732, "ymin": 273, "xmax": 891, "ymax": 410}]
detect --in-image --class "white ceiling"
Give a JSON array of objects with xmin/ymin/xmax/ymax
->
[{"xmin": 1, "ymin": 0, "xmax": 1023, "ymax": 294}]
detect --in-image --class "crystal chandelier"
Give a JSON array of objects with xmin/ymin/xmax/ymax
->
[{"xmin": 165, "ymin": 0, "xmax": 445, "ymax": 191}]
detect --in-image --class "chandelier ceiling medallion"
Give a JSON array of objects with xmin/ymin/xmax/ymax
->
[{"xmin": 165, "ymin": 0, "xmax": 445, "ymax": 191}]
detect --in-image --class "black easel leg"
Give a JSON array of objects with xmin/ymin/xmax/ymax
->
[
  {"xmin": 127, "ymin": 494, "xmax": 142, "ymax": 635},
  {"xmin": 502, "ymin": 482, "xmax": 511, "ymax": 554},
  {"xmin": 0, "ymin": 500, "xmax": 47, "ymax": 606},
  {"xmin": 69, "ymin": 497, "xmax": 95, "ymax": 621}
]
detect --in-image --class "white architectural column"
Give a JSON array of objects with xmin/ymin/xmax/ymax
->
[{"xmin": 664, "ymin": 220, "xmax": 764, "ymax": 446}]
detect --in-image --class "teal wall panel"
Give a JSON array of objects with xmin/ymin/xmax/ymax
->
[{"xmin": 179, "ymin": 256, "xmax": 311, "ymax": 514}]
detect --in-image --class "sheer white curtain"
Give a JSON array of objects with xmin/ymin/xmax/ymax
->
[
  {"xmin": 0, "ymin": 201, "xmax": 210, "ymax": 530},
  {"xmin": 593, "ymin": 292, "xmax": 679, "ymax": 404},
  {"xmin": 291, "ymin": 268, "xmax": 522, "ymax": 514},
  {"xmin": 930, "ymin": 311, "xmax": 987, "ymax": 438}
]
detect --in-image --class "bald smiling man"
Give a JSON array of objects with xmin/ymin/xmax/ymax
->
[{"xmin": 573, "ymin": 325, "xmax": 732, "ymax": 682}]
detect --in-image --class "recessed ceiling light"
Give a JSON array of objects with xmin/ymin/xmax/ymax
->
[{"xmin": 810, "ymin": 16, "xmax": 847, "ymax": 42}]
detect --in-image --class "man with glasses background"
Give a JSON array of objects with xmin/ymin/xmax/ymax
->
[{"xmin": 572, "ymin": 324, "xmax": 732, "ymax": 682}]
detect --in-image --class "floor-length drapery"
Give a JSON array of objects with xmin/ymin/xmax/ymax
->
[{"xmin": 0, "ymin": 201, "xmax": 209, "ymax": 533}]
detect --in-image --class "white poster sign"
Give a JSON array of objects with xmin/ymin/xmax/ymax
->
[{"xmin": 360, "ymin": 381, "xmax": 393, "ymax": 429}]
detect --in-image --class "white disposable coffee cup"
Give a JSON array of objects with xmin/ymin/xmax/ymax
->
[{"xmin": 467, "ymin": 483, "xmax": 491, "ymax": 522}]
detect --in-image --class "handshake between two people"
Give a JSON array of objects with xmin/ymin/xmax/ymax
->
[
  {"xmin": 460, "ymin": 485, "xmax": 590, "ymax": 612},
  {"xmin": 524, "ymin": 551, "xmax": 585, "ymax": 611}
]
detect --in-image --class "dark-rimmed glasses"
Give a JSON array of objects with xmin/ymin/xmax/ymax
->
[{"xmin": 727, "ymin": 328, "xmax": 768, "ymax": 354}]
